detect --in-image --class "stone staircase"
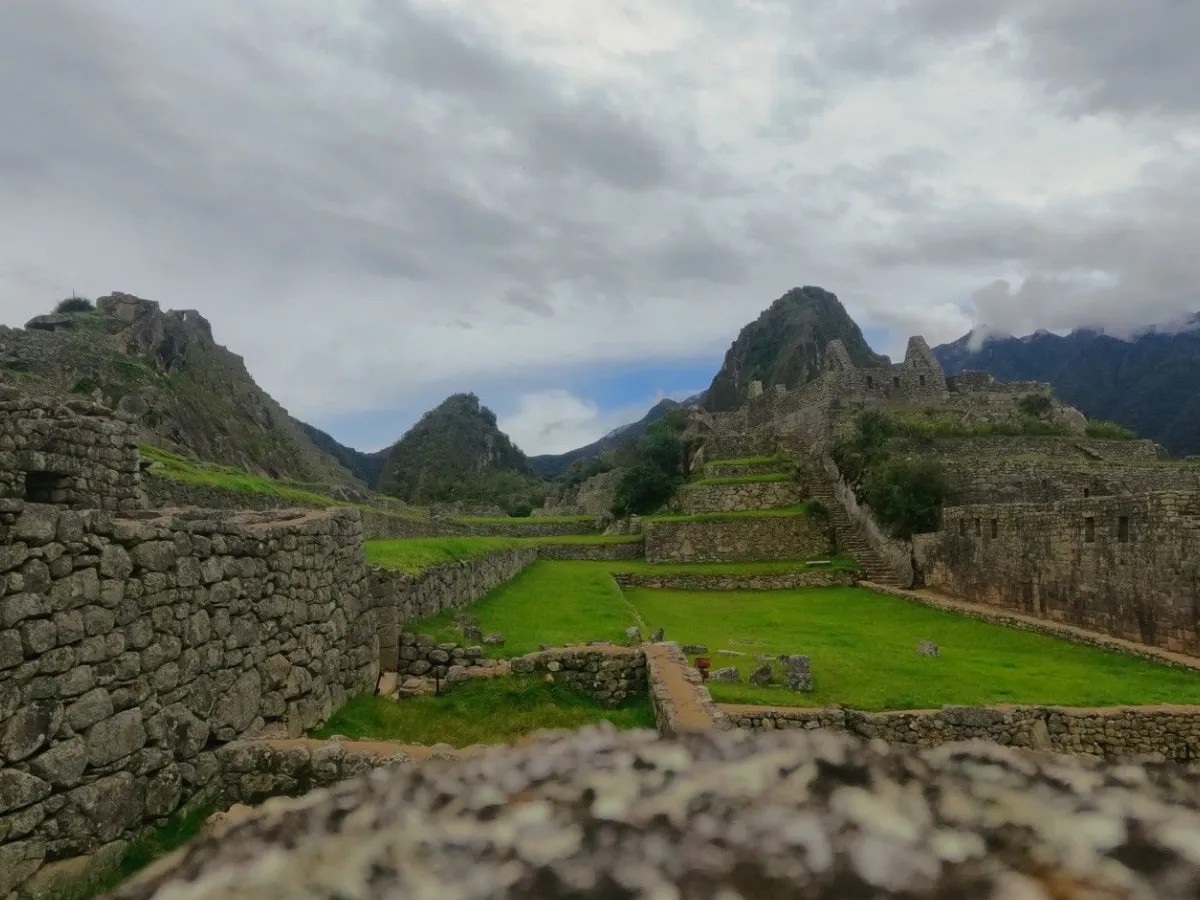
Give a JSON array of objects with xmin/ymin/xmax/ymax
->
[{"xmin": 805, "ymin": 477, "xmax": 904, "ymax": 586}]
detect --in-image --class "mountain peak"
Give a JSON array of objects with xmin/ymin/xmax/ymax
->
[{"xmin": 703, "ymin": 285, "xmax": 887, "ymax": 411}]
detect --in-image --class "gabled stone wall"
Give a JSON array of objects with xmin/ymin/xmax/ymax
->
[{"xmin": 914, "ymin": 492, "xmax": 1200, "ymax": 654}]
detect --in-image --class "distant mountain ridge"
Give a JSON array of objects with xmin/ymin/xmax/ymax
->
[
  {"xmin": 934, "ymin": 321, "xmax": 1200, "ymax": 456},
  {"xmin": 530, "ymin": 395, "xmax": 701, "ymax": 478},
  {"xmin": 703, "ymin": 286, "xmax": 888, "ymax": 412}
]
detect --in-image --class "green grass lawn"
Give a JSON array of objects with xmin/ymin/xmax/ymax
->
[
  {"xmin": 313, "ymin": 678, "xmax": 655, "ymax": 746},
  {"xmin": 409, "ymin": 561, "xmax": 639, "ymax": 655},
  {"xmin": 624, "ymin": 586, "xmax": 1200, "ymax": 710},
  {"xmin": 685, "ymin": 473, "xmax": 793, "ymax": 487},
  {"xmin": 365, "ymin": 535, "xmax": 643, "ymax": 574},
  {"xmin": 645, "ymin": 504, "xmax": 810, "ymax": 524}
]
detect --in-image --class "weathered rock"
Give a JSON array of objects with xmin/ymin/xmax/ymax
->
[
  {"xmin": 146, "ymin": 704, "xmax": 210, "ymax": 758},
  {"xmin": 680, "ymin": 644, "xmax": 708, "ymax": 655},
  {"xmin": 211, "ymin": 670, "xmax": 261, "ymax": 736},
  {"xmin": 29, "ymin": 737, "xmax": 88, "ymax": 788},
  {"xmin": 3, "ymin": 700, "xmax": 63, "ymax": 762},
  {"xmin": 624, "ymin": 627, "xmax": 641, "ymax": 642},
  {"xmin": 916, "ymin": 640, "xmax": 940, "ymax": 658},
  {"xmin": 86, "ymin": 709, "xmax": 147, "ymax": 766},
  {"xmin": 66, "ymin": 688, "xmax": 113, "ymax": 731},
  {"xmin": 710, "ymin": 666, "xmax": 741, "ymax": 683},
  {"xmin": 111, "ymin": 729, "xmax": 1200, "ymax": 900},
  {"xmin": 650, "ymin": 628, "xmax": 665, "ymax": 643},
  {"xmin": 0, "ymin": 769, "xmax": 51, "ymax": 814},
  {"xmin": 749, "ymin": 663, "xmax": 774, "ymax": 687},
  {"xmin": 482, "ymin": 633, "xmax": 505, "ymax": 647},
  {"xmin": 779, "ymin": 655, "xmax": 813, "ymax": 692}
]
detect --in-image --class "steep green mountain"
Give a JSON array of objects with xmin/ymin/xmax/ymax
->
[
  {"xmin": 297, "ymin": 421, "xmax": 389, "ymax": 487},
  {"xmin": 378, "ymin": 393, "xmax": 542, "ymax": 507},
  {"xmin": 529, "ymin": 396, "xmax": 701, "ymax": 478},
  {"xmin": 934, "ymin": 320, "xmax": 1200, "ymax": 456},
  {"xmin": 703, "ymin": 286, "xmax": 889, "ymax": 411},
  {"xmin": 0, "ymin": 292, "xmax": 358, "ymax": 484}
]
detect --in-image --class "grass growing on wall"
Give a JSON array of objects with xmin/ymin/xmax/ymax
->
[
  {"xmin": 50, "ymin": 806, "xmax": 212, "ymax": 899},
  {"xmin": 142, "ymin": 445, "xmax": 338, "ymax": 507},
  {"xmin": 685, "ymin": 473, "xmax": 794, "ymax": 487},
  {"xmin": 364, "ymin": 535, "xmax": 644, "ymax": 574},
  {"xmin": 409, "ymin": 561, "xmax": 640, "ymax": 655},
  {"xmin": 313, "ymin": 678, "xmax": 655, "ymax": 747},
  {"xmin": 623, "ymin": 586, "xmax": 1200, "ymax": 711},
  {"xmin": 705, "ymin": 455, "xmax": 789, "ymax": 468},
  {"xmin": 644, "ymin": 504, "xmax": 810, "ymax": 524}
]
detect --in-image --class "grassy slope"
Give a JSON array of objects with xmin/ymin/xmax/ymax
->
[
  {"xmin": 624, "ymin": 586, "xmax": 1200, "ymax": 710},
  {"xmin": 645, "ymin": 504, "xmax": 810, "ymax": 524},
  {"xmin": 685, "ymin": 473, "xmax": 793, "ymax": 487},
  {"xmin": 365, "ymin": 535, "xmax": 642, "ymax": 574},
  {"xmin": 409, "ymin": 561, "xmax": 640, "ymax": 656},
  {"xmin": 313, "ymin": 678, "xmax": 655, "ymax": 747},
  {"xmin": 705, "ymin": 455, "xmax": 789, "ymax": 467}
]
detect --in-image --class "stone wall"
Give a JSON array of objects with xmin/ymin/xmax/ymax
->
[
  {"xmin": 678, "ymin": 480, "xmax": 804, "ymax": 514},
  {"xmin": 644, "ymin": 514, "xmax": 830, "ymax": 564},
  {"xmin": 722, "ymin": 703, "xmax": 1200, "ymax": 762},
  {"xmin": 645, "ymin": 643, "xmax": 727, "ymax": 736},
  {"xmin": 445, "ymin": 519, "xmax": 599, "ymax": 537},
  {"xmin": 368, "ymin": 548, "xmax": 537, "ymax": 671},
  {"xmin": 142, "ymin": 477, "xmax": 292, "ymax": 513},
  {"xmin": 537, "ymin": 470, "xmax": 623, "ymax": 518},
  {"xmin": 0, "ymin": 393, "xmax": 144, "ymax": 512},
  {"xmin": 0, "ymin": 504, "xmax": 376, "ymax": 893},
  {"xmin": 937, "ymin": 457, "xmax": 1200, "ymax": 507},
  {"xmin": 510, "ymin": 646, "xmax": 646, "ymax": 706},
  {"xmin": 914, "ymin": 492, "xmax": 1200, "ymax": 654},
  {"xmin": 613, "ymin": 570, "xmax": 854, "ymax": 592},
  {"xmin": 535, "ymin": 542, "xmax": 643, "ymax": 561}
]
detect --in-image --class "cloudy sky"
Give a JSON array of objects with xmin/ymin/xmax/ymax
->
[{"xmin": 2, "ymin": 1, "xmax": 1198, "ymax": 454}]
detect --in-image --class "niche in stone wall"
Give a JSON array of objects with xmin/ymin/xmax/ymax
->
[
  {"xmin": 24, "ymin": 470, "xmax": 72, "ymax": 504},
  {"xmin": 1118, "ymin": 516, "xmax": 1131, "ymax": 543},
  {"xmin": 1084, "ymin": 517, "xmax": 1096, "ymax": 543}
]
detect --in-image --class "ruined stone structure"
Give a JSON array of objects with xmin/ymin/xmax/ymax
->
[
  {"xmin": 643, "ymin": 513, "xmax": 830, "ymax": 564},
  {"xmin": 677, "ymin": 479, "xmax": 804, "ymax": 514},
  {"xmin": 914, "ymin": 493, "xmax": 1200, "ymax": 654}
]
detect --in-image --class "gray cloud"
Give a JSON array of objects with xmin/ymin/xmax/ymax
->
[{"xmin": 0, "ymin": 0, "xmax": 1197, "ymax": 452}]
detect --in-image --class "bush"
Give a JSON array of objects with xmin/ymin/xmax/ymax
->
[
  {"xmin": 1085, "ymin": 420, "xmax": 1136, "ymax": 440},
  {"xmin": 506, "ymin": 502, "xmax": 534, "ymax": 518},
  {"xmin": 612, "ymin": 464, "xmax": 681, "ymax": 518},
  {"xmin": 806, "ymin": 499, "xmax": 832, "ymax": 530},
  {"xmin": 1017, "ymin": 391, "xmax": 1053, "ymax": 419},
  {"xmin": 55, "ymin": 296, "xmax": 94, "ymax": 313},
  {"xmin": 863, "ymin": 458, "xmax": 948, "ymax": 538}
]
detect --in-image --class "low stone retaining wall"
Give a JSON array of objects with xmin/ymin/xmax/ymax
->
[
  {"xmin": 644, "ymin": 515, "xmax": 830, "ymax": 564},
  {"xmin": 446, "ymin": 520, "xmax": 600, "ymax": 537},
  {"xmin": 645, "ymin": 643, "xmax": 727, "ymax": 735},
  {"xmin": 143, "ymin": 477, "xmax": 292, "ymax": 512},
  {"xmin": 721, "ymin": 703, "xmax": 1200, "ymax": 761},
  {"xmin": 678, "ymin": 481, "xmax": 803, "ymax": 514},
  {"xmin": 510, "ymin": 646, "xmax": 646, "ymax": 706},
  {"xmin": 368, "ymin": 548, "xmax": 537, "ymax": 671},
  {"xmin": 614, "ymin": 570, "xmax": 854, "ymax": 592},
  {"xmin": 536, "ymin": 542, "xmax": 642, "ymax": 561}
]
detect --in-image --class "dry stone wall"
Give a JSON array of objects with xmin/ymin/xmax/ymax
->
[
  {"xmin": 0, "ymin": 393, "xmax": 144, "ymax": 513},
  {"xmin": 613, "ymin": 570, "xmax": 853, "ymax": 592},
  {"xmin": 535, "ymin": 542, "xmax": 643, "ymax": 561},
  {"xmin": 0, "ymin": 503, "xmax": 376, "ymax": 892},
  {"xmin": 723, "ymin": 703, "xmax": 1200, "ymax": 762},
  {"xmin": 678, "ymin": 480, "xmax": 803, "ymax": 514},
  {"xmin": 645, "ymin": 515, "xmax": 830, "ymax": 564},
  {"xmin": 914, "ymin": 493, "xmax": 1200, "ymax": 654},
  {"xmin": 368, "ymin": 548, "xmax": 537, "ymax": 672}
]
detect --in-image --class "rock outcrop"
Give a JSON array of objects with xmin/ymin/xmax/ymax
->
[{"xmin": 115, "ymin": 727, "xmax": 1200, "ymax": 899}]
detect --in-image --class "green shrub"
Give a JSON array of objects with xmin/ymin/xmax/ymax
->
[
  {"xmin": 806, "ymin": 499, "xmax": 831, "ymax": 529},
  {"xmin": 1085, "ymin": 420, "xmax": 1136, "ymax": 440},
  {"xmin": 612, "ymin": 463, "xmax": 681, "ymax": 518},
  {"xmin": 55, "ymin": 295, "xmax": 94, "ymax": 313},
  {"xmin": 1018, "ymin": 391, "xmax": 1054, "ymax": 419},
  {"xmin": 506, "ymin": 502, "xmax": 534, "ymax": 518},
  {"xmin": 863, "ymin": 458, "xmax": 948, "ymax": 538}
]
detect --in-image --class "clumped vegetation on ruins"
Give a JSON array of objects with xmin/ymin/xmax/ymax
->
[
  {"xmin": 626, "ymin": 586, "xmax": 1200, "ymax": 710},
  {"xmin": 54, "ymin": 295, "xmax": 95, "ymax": 313},
  {"xmin": 313, "ymin": 679, "xmax": 655, "ymax": 747},
  {"xmin": 611, "ymin": 409, "xmax": 696, "ymax": 517},
  {"xmin": 1085, "ymin": 420, "xmax": 1137, "ymax": 440},
  {"xmin": 142, "ymin": 445, "xmax": 347, "ymax": 507}
]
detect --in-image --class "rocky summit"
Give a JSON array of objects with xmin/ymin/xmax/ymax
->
[{"xmin": 115, "ymin": 727, "xmax": 1200, "ymax": 899}]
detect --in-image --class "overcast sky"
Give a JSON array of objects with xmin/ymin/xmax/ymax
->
[{"xmin": 2, "ymin": 1, "xmax": 1198, "ymax": 454}]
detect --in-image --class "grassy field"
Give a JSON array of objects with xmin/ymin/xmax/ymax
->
[
  {"xmin": 365, "ymin": 535, "xmax": 643, "ymax": 574},
  {"xmin": 624, "ymin": 586, "xmax": 1200, "ymax": 710},
  {"xmin": 313, "ymin": 678, "xmax": 655, "ymax": 746},
  {"xmin": 705, "ymin": 455, "xmax": 789, "ymax": 468},
  {"xmin": 685, "ymin": 473, "xmax": 793, "ymax": 487},
  {"xmin": 50, "ymin": 806, "xmax": 211, "ymax": 899},
  {"xmin": 409, "ymin": 561, "xmax": 639, "ymax": 655},
  {"xmin": 645, "ymin": 505, "xmax": 810, "ymax": 524}
]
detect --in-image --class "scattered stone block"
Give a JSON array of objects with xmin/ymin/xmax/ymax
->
[
  {"xmin": 718, "ymin": 649, "xmax": 747, "ymax": 657},
  {"xmin": 710, "ymin": 667, "xmax": 741, "ymax": 683},
  {"xmin": 917, "ymin": 640, "xmax": 940, "ymax": 658},
  {"xmin": 779, "ymin": 655, "xmax": 813, "ymax": 693},
  {"xmin": 377, "ymin": 673, "xmax": 398, "ymax": 697},
  {"xmin": 749, "ymin": 664, "xmax": 774, "ymax": 687},
  {"xmin": 482, "ymin": 633, "xmax": 505, "ymax": 647},
  {"xmin": 681, "ymin": 644, "xmax": 708, "ymax": 655},
  {"xmin": 462, "ymin": 625, "xmax": 483, "ymax": 642},
  {"xmin": 650, "ymin": 628, "xmax": 665, "ymax": 642},
  {"xmin": 625, "ymin": 627, "xmax": 642, "ymax": 642}
]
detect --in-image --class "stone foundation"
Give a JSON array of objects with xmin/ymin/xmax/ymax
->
[
  {"xmin": 535, "ymin": 542, "xmax": 643, "ymax": 561},
  {"xmin": 721, "ymin": 703, "xmax": 1200, "ymax": 762},
  {"xmin": 678, "ymin": 481, "xmax": 804, "ymax": 514}
]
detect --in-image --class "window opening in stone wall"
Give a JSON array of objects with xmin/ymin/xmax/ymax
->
[
  {"xmin": 959, "ymin": 520, "xmax": 967, "ymax": 537},
  {"xmin": 919, "ymin": 375, "xmax": 927, "ymax": 386},
  {"xmin": 1084, "ymin": 488, "xmax": 1090, "ymax": 498},
  {"xmin": 893, "ymin": 377, "xmax": 901, "ymax": 388},
  {"xmin": 866, "ymin": 376, "xmax": 874, "ymax": 388},
  {"xmin": 974, "ymin": 518, "xmax": 982, "ymax": 536},
  {"xmin": 1084, "ymin": 517, "xmax": 1096, "ymax": 543},
  {"xmin": 1118, "ymin": 516, "xmax": 1130, "ymax": 543},
  {"xmin": 24, "ymin": 470, "xmax": 72, "ymax": 504},
  {"xmin": 990, "ymin": 519, "xmax": 998, "ymax": 539}
]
